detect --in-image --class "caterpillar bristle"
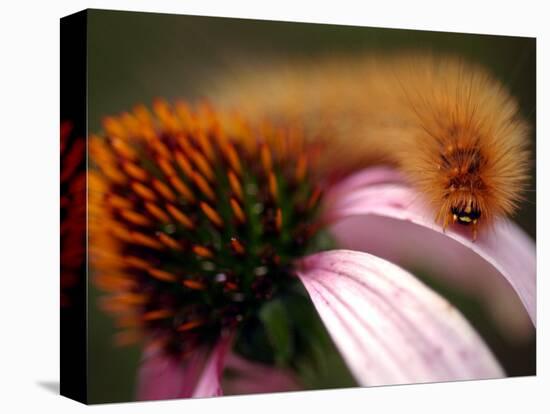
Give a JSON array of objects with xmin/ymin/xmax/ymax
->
[{"xmin": 213, "ymin": 53, "xmax": 531, "ymax": 239}]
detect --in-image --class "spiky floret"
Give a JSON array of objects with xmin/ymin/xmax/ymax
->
[
  {"xmin": 61, "ymin": 121, "xmax": 86, "ymax": 306},
  {"xmin": 213, "ymin": 54, "xmax": 531, "ymax": 238},
  {"xmin": 90, "ymin": 100, "xmax": 324, "ymax": 357}
]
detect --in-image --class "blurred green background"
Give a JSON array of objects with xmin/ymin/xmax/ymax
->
[{"xmin": 86, "ymin": 9, "xmax": 536, "ymax": 403}]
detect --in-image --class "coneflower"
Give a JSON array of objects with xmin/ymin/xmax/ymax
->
[
  {"xmin": 91, "ymin": 100, "xmax": 324, "ymax": 354},
  {"xmin": 60, "ymin": 121, "xmax": 86, "ymax": 307},
  {"xmin": 89, "ymin": 100, "xmax": 534, "ymax": 399}
]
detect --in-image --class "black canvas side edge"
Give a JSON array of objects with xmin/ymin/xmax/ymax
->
[{"xmin": 60, "ymin": 9, "xmax": 88, "ymax": 404}]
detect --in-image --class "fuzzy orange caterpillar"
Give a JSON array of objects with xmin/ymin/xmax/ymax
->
[{"xmin": 213, "ymin": 55, "xmax": 531, "ymax": 239}]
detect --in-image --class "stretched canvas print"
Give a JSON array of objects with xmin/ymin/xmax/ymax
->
[{"xmin": 60, "ymin": 9, "xmax": 536, "ymax": 404}]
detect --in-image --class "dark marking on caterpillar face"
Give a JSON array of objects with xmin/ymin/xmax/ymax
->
[
  {"xmin": 451, "ymin": 204, "xmax": 481, "ymax": 226},
  {"xmin": 440, "ymin": 145, "xmax": 483, "ymax": 172},
  {"xmin": 440, "ymin": 144, "xmax": 487, "ymax": 240},
  {"xmin": 450, "ymin": 201, "xmax": 481, "ymax": 241}
]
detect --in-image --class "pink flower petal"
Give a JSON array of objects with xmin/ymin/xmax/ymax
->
[
  {"xmin": 221, "ymin": 353, "xmax": 301, "ymax": 395},
  {"xmin": 331, "ymin": 215, "xmax": 534, "ymax": 340},
  {"xmin": 137, "ymin": 334, "xmax": 233, "ymax": 401},
  {"xmin": 297, "ymin": 249, "xmax": 504, "ymax": 386},
  {"xmin": 326, "ymin": 166, "xmax": 406, "ymax": 200},
  {"xmin": 326, "ymin": 170, "xmax": 536, "ymax": 327},
  {"xmin": 136, "ymin": 348, "xmax": 207, "ymax": 401},
  {"xmin": 192, "ymin": 334, "xmax": 233, "ymax": 397}
]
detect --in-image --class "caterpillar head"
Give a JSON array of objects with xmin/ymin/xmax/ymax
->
[
  {"xmin": 434, "ymin": 135, "xmax": 527, "ymax": 241},
  {"xmin": 443, "ymin": 193, "xmax": 484, "ymax": 241},
  {"xmin": 437, "ymin": 176, "xmax": 484, "ymax": 240},
  {"xmin": 436, "ymin": 145, "xmax": 488, "ymax": 240},
  {"xmin": 451, "ymin": 201, "xmax": 481, "ymax": 227},
  {"xmin": 432, "ymin": 94, "xmax": 531, "ymax": 240}
]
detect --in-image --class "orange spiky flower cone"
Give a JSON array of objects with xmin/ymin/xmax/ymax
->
[
  {"xmin": 61, "ymin": 121, "xmax": 86, "ymax": 307},
  {"xmin": 89, "ymin": 99, "xmax": 326, "ymax": 357}
]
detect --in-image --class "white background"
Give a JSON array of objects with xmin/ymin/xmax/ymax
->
[{"xmin": 0, "ymin": 0, "xmax": 547, "ymax": 412}]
